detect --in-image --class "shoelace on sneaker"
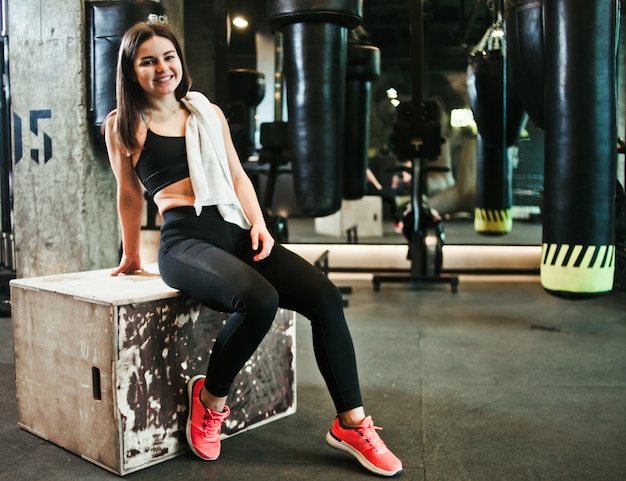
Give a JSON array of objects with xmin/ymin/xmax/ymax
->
[
  {"xmin": 355, "ymin": 417, "xmax": 388, "ymax": 453},
  {"xmin": 201, "ymin": 411, "xmax": 223, "ymax": 439}
]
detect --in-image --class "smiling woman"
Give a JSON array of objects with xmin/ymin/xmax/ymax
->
[
  {"xmin": 100, "ymin": 20, "xmax": 403, "ymax": 477},
  {"xmin": 133, "ymin": 38, "xmax": 183, "ymax": 102}
]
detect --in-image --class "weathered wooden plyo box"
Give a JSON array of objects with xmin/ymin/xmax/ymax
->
[{"xmin": 10, "ymin": 266, "xmax": 296, "ymax": 475}]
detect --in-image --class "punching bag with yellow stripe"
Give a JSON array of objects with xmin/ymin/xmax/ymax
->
[
  {"xmin": 467, "ymin": 15, "xmax": 526, "ymax": 235},
  {"xmin": 542, "ymin": 0, "xmax": 618, "ymax": 296}
]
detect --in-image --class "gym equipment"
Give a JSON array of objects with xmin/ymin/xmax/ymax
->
[
  {"xmin": 472, "ymin": 133, "xmax": 513, "ymax": 234},
  {"xmin": 0, "ymin": 3, "xmax": 13, "ymax": 280},
  {"xmin": 86, "ymin": 0, "xmax": 167, "ymax": 150},
  {"xmin": 267, "ymin": 0, "xmax": 362, "ymax": 217},
  {"xmin": 227, "ymin": 69, "xmax": 266, "ymax": 162},
  {"xmin": 343, "ymin": 30, "xmax": 380, "ymax": 200},
  {"xmin": 257, "ymin": 121, "xmax": 290, "ymax": 243},
  {"xmin": 467, "ymin": 4, "xmax": 526, "ymax": 236},
  {"xmin": 541, "ymin": 0, "xmax": 618, "ymax": 297},
  {"xmin": 615, "ymin": 178, "xmax": 626, "ymax": 291},
  {"xmin": 250, "ymin": 31, "xmax": 290, "ymax": 243},
  {"xmin": 505, "ymin": 0, "xmax": 545, "ymax": 129},
  {"xmin": 372, "ymin": 1, "xmax": 458, "ymax": 293}
]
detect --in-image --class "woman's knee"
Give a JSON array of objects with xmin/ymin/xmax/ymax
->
[
  {"xmin": 308, "ymin": 276, "xmax": 345, "ymax": 315},
  {"xmin": 235, "ymin": 282, "xmax": 279, "ymax": 326}
]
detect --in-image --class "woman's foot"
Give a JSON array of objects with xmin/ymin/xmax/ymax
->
[
  {"xmin": 326, "ymin": 416, "xmax": 403, "ymax": 476},
  {"xmin": 186, "ymin": 375, "xmax": 230, "ymax": 460}
]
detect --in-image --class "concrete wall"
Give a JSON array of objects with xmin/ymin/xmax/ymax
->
[{"xmin": 8, "ymin": 0, "xmax": 184, "ymax": 278}]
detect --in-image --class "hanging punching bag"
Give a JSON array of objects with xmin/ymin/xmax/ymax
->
[
  {"xmin": 505, "ymin": 0, "xmax": 545, "ymax": 129},
  {"xmin": 86, "ymin": 0, "xmax": 167, "ymax": 150},
  {"xmin": 542, "ymin": 0, "xmax": 618, "ymax": 297},
  {"xmin": 342, "ymin": 35, "xmax": 380, "ymax": 200},
  {"xmin": 467, "ymin": 17, "xmax": 526, "ymax": 235},
  {"xmin": 267, "ymin": 1, "xmax": 362, "ymax": 217},
  {"xmin": 472, "ymin": 132, "xmax": 513, "ymax": 234},
  {"xmin": 227, "ymin": 69, "xmax": 265, "ymax": 161}
]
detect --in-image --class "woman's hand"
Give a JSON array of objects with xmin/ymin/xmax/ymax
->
[
  {"xmin": 111, "ymin": 252, "xmax": 143, "ymax": 276},
  {"xmin": 250, "ymin": 224, "xmax": 275, "ymax": 261}
]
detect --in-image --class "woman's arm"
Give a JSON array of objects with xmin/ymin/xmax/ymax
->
[
  {"xmin": 104, "ymin": 113, "xmax": 145, "ymax": 275},
  {"xmin": 213, "ymin": 105, "xmax": 274, "ymax": 261}
]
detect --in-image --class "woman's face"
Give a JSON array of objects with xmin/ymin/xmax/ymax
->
[{"xmin": 133, "ymin": 35, "xmax": 182, "ymax": 99}]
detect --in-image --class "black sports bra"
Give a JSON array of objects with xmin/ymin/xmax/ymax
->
[{"xmin": 135, "ymin": 130, "xmax": 190, "ymax": 198}]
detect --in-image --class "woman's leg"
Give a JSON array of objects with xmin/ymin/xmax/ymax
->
[
  {"xmin": 250, "ymin": 245, "xmax": 403, "ymax": 476},
  {"xmin": 159, "ymin": 237, "xmax": 279, "ymax": 399},
  {"xmin": 248, "ymin": 243, "xmax": 363, "ymax": 414},
  {"xmin": 367, "ymin": 183, "xmax": 401, "ymax": 224}
]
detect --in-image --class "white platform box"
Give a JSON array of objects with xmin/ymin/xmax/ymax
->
[
  {"xmin": 10, "ymin": 266, "xmax": 296, "ymax": 475},
  {"xmin": 314, "ymin": 195, "xmax": 383, "ymax": 238}
]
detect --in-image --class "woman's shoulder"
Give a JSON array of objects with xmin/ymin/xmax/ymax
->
[
  {"xmin": 103, "ymin": 110, "xmax": 146, "ymax": 158},
  {"xmin": 184, "ymin": 91, "xmax": 221, "ymax": 111},
  {"xmin": 183, "ymin": 91, "xmax": 226, "ymax": 123},
  {"xmin": 101, "ymin": 110, "xmax": 117, "ymax": 133},
  {"xmin": 185, "ymin": 90, "xmax": 209, "ymax": 101}
]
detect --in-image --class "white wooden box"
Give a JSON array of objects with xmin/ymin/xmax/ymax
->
[
  {"xmin": 10, "ymin": 265, "xmax": 296, "ymax": 475},
  {"xmin": 314, "ymin": 195, "xmax": 383, "ymax": 238}
]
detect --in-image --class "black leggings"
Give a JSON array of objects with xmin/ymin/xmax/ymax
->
[{"xmin": 158, "ymin": 206, "xmax": 362, "ymax": 413}]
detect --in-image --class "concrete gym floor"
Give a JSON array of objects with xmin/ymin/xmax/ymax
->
[{"xmin": 1, "ymin": 271, "xmax": 625, "ymax": 481}]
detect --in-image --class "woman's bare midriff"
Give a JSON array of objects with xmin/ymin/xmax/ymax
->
[{"xmin": 152, "ymin": 177, "xmax": 196, "ymax": 215}]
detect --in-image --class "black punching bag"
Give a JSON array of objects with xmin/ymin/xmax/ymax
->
[
  {"xmin": 267, "ymin": 1, "xmax": 362, "ymax": 217},
  {"xmin": 227, "ymin": 69, "xmax": 265, "ymax": 161},
  {"xmin": 542, "ymin": 0, "xmax": 618, "ymax": 296},
  {"xmin": 342, "ymin": 34, "xmax": 380, "ymax": 200},
  {"xmin": 467, "ymin": 17, "xmax": 526, "ymax": 235},
  {"xmin": 86, "ymin": 0, "xmax": 167, "ymax": 149},
  {"xmin": 505, "ymin": 0, "xmax": 545, "ymax": 129}
]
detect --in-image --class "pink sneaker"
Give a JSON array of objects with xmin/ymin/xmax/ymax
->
[
  {"xmin": 186, "ymin": 375, "xmax": 230, "ymax": 460},
  {"xmin": 326, "ymin": 416, "xmax": 402, "ymax": 476}
]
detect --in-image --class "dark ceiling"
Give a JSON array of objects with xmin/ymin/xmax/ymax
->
[
  {"xmin": 238, "ymin": 0, "xmax": 493, "ymax": 70},
  {"xmin": 362, "ymin": 0, "xmax": 494, "ymax": 70},
  {"xmin": 233, "ymin": 0, "xmax": 496, "ymax": 100}
]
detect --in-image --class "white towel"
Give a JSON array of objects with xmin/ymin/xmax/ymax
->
[{"xmin": 181, "ymin": 91, "xmax": 251, "ymax": 229}]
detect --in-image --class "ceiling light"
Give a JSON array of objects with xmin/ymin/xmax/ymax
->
[
  {"xmin": 450, "ymin": 108, "xmax": 477, "ymax": 129},
  {"xmin": 232, "ymin": 15, "xmax": 249, "ymax": 29},
  {"xmin": 386, "ymin": 88, "xmax": 398, "ymax": 99}
]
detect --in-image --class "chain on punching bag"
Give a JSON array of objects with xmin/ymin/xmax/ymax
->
[
  {"xmin": 342, "ymin": 33, "xmax": 380, "ymax": 200},
  {"xmin": 467, "ymin": 12, "xmax": 526, "ymax": 235},
  {"xmin": 505, "ymin": 0, "xmax": 545, "ymax": 129},
  {"xmin": 267, "ymin": 1, "xmax": 362, "ymax": 217},
  {"xmin": 542, "ymin": 0, "xmax": 618, "ymax": 297}
]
